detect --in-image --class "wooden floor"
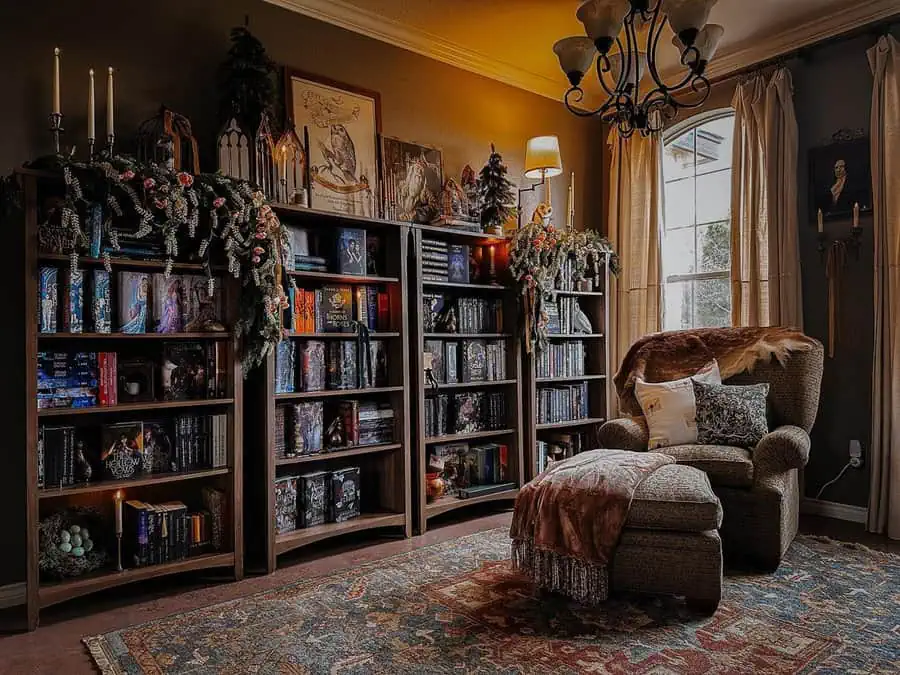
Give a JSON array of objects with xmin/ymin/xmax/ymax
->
[{"xmin": 0, "ymin": 511, "xmax": 895, "ymax": 674}]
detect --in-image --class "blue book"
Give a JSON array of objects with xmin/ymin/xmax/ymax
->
[
  {"xmin": 62, "ymin": 270, "xmax": 84, "ymax": 334},
  {"xmin": 87, "ymin": 203, "xmax": 102, "ymax": 258},
  {"xmin": 275, "ymin": 339, "xmax": 296, "ymax": 394},
  {"xmin": 335, "ymin": 227, "xmax": 366, "ymax": 276},
  {"xmin": 447, "ymin": 245, "xmax": 470, "ymax": 284},
  {"xmin": 118, "ymin": 272, "xmax": 150, "ymax": 334},
  {"xmin": 38, "ymin": 267, "xmax": 58, "ymax": 333},
  {"xmin": 91, "ymin": 270, "xmax": 111, "ymax": 333}
]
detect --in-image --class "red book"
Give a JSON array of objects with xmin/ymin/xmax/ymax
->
[
  {"xmin": 499, "ymin": 444, "xmax": 508, "ymax": 482},
  {"xmin": 108, "ymin": 352, "xmax": 118, "ymax": 406},
  {"xmin": 376, "ymin": 292, "xmax": 390, "ymax": 331},
  {"xmin": 98, "ymin": 352, "xmax": 108, "ymax": 405},
  {"xmin": 305, "ymin": 291, "xmax": 315, "ymax": 333}
]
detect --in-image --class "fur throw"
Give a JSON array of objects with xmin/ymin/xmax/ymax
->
[{"xmin": 614, "ymin": 327, "xmax": 816, "ymax": 416}]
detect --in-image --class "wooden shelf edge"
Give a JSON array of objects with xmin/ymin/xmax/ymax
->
[
  {"xmin": 38, "ymin": 552, "xmax": 236, "ymax": 609},
  {"xmin": 275, "ymin": 443, "xmax": 401, "ymax": 466},
  {"xmin": 535, "ymin": 374, "xmax": 608, "ymax": 383},
  {"xmin": 39, "ymin": 468, "xmax": 230, "ymax": 499},
  {"xmin": 425, "ymin": 488, "xmax": 519, "ymax": 519},
  {"xmin": 553, "ymin": 290, "xmax": 604, "ymax": 297},
  {"xmin": 274, "ymin": 386, "xmax": 403, "ymax": 400},
  {"xmin": 271, "ymin": 203, "xmax": 408, "ymax": 230},
  {"xmin": 413, "ymin": 222, "xmax": 509, "ymax": 243},
  {"xmin": 274, "ymin": 513, "xmax": 405, "ymax": 554},
  {"xmin": 286, "ymin": 270, "xmax": 400, "ymax": 284},
  {"xmin": 536, "ymin": 418, "xmax": 606, "ymax": 430},
  {"xmin": 284, "ymin": 331, "xmax": 400, "ymax": 339},
  {"xmin": 422, "ymin": 281, "xmax": 510, "ymax": 291},
  {"xmin": 38, "ymin": 398, "xmax": 235, "ymax": 417},
  {"xmin": 425, "ymin": 429, "xmax": 515, "ymax": 444},
  {"xmin": 546, "ymin": 333, "xmax": 605, "ymax": 339},
  {"xmin": 429, "ymin": 380, "xmax": 517, "ymax": 390},
  {"xmin": 38, "ymin": 332, "xmax": 230, "ymax": 340},
  {"xmin": 423, "ymin": 333, "xmax": 511, "ymax": 339},
  {"xmin": 37, "ymin": 254, "xmax": 219, "ymax": 272}
]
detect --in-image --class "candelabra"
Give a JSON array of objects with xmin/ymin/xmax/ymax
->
[
  {"xmin": 817, "ymin": 224, "xmax": 863, "ymax": 262},
  {"xmin": 104, "ymin": 132, "xmax": 115, "ymax": 159},
  {"xmin": 116, "ymin": 533, "xmax": 123, "ymax": 572}
]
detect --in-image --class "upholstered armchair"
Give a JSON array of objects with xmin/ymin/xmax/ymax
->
[{"xmin": 599, "ymin": 336, "xmax": 824, "ymax": 569}]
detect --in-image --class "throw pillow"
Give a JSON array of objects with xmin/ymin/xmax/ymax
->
[
  {"xmin": 693, "ymin": 381, "xmax": 770, "ymax": 448},
  {"xmin": 634, "ymin": 361, "xmax": 722, "ymax": 449}
]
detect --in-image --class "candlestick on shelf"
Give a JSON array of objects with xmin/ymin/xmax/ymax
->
[
  {"xmin": 114, "ymin": 490, "xmax": 123, "ymax": 571},
  {"xmin": 566, "ymin": 172, "xmax": 575, "ymax": 229},
  {"xmin": 87, "ymin": 69, "xmax": 96, "ymax": 159},
  {"xmin": 52, "ymin": 48, "xmax": 61, "ymax": 115},
  {"xmin": 817, "ymin": 208, "xmax": 824, "ymax": 234},
  {"xmin": 280, "ymin": 144, "xmax": 288, "ymax": 203},
  {"xmin": 105, "ymin": 66, "xmax": 115, "ymax": 155},
  {"xmin": 852, "ymin": 202, "xmax": 860, "ymax": 230}
]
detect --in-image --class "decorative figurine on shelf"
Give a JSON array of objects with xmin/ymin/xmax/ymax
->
[
  {"xmin": 275, "ymin": 125, "xmax": 308, "ymax": 206},
  {"xmin": 530, "ymin": 202, "xmax": 553, "ymax": 227},
  {"xmin": 135, "ymin": 106, "xmax": 200, "ymax": 174},
  {"xmin": 325, "ymin": 416, "xmax": 345, "ymax": 449},
  {"xmin": 73, "ymin": 440, "xmax": 93, "ymax": 482},
  {"xmin": 477, "ymin": 144, "xmax": 516, "ymax": 235},
  {"xmin": 255, "ymin": 112, "xmax": 279, "ymax": 205},
  {"xmin": 461, "ymin": 164, "xmax": 479, "ymax": 217},
  {"xmin": 217, "ymin": 118, "xmax": 251, "ymax": 181}
]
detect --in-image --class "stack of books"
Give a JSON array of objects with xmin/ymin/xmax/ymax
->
[
  {"xmin": 294, "ymin": 255, "xmax": 327, "ymax": 272},
  {"xmin": 422, "ymin": 239, "xmax": 449, "ymax": 282},
  {"xmin": 336, "ymin": 401, "xmax": 394, "ymax": 446},
  {"xmin": 37, "ymin": 352, "xmax": 99, "ymax": 409},
  {"xmin": 536, "ymin": 340, "xmax": 586, "ymax": 378}
]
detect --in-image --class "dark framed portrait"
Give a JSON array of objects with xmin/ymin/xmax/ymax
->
[{"xmin": 809, "ymin": 137, "xmax": 872, "ymax": 221}]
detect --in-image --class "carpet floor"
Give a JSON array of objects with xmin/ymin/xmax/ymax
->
[{"xmin": 83, "ymin": 529, "xmax": 900, "ymax": 674}]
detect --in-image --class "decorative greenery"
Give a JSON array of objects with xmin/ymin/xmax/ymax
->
[
  {"xmin": 477, "ymin": 144, "xmax": 517, "ymax": 234},
  {"xmin": 510, "ymin": 221, "xmax": 619, "ymax": 353},
  {"xmin": 218, "ymin": 23, "xmax": 278, "ymax": 133},
  {"xmin": 39, "ymin": 155, "xmax": 287, "ymax": 373}
]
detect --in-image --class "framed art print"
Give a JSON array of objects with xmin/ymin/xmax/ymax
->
[
  {"xmin": 381, "ymin": 136, "xmax": 443, "ymax": 224},
  {"xmin": 286, "ymin": 70, "xmax": 380, "ymax": 217},
  {"xmin": 809, "ymin": 134, "xmax": 872, "ymax": 222}
]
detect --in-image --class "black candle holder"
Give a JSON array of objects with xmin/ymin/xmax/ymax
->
[
  {"xmin": 817, "ymin": 226, "xmax": 863, "ymax": 262},
  {"xmin": 49, "ymin": 112, "xmax": 63, "ymax": 156},
  {"xmin": 104, "ymin": 133, "xmax": 115, "ymax": 159}
]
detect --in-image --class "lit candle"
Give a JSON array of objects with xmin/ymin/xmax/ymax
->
[
  {"xmin": 87, "ymin": 69, "xmax": 95, "ymax": 141},
  {"xmin": 114, "ymin": 490, "xmax": 123, "ymax": 535},
  {"xmin": 281, "ymin": 145, "xmax": 288, "ymax": 180},
  {"xmin": 853, "ymin": 202, "xmax": 860, "ymax": 229},
  {"xmin": 817, "ymin": 208, "xmax": 823, "ymax": 234},
  {"xmin": 52, "ymin": 48, "xmax": 61, "ymax": 114},
  {"xmin": 106, "ymin": 66, "xmax": 114, "ymax": 137}
]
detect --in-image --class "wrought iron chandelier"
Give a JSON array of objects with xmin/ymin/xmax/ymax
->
[{"xmin": 554, "ymin": 0, "xmax": 724, "ymax": 137}]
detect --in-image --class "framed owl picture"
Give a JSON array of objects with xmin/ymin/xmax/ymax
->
[
  {"xmin": 286, "ymin": 69, "xmax": 381, "ymax": 217},
  {"xmin": 380, "ymin": 137, "xmax": 444, "ymax": 224}
]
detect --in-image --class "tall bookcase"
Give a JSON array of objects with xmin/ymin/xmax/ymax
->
[
  {"xmin": 244, "ymin": 205, "xmax": 411, "ymax": 574},
  {"xmin": 14, "ymin": 169, "xmax": 243, "ymax": 630},
  {"xmin": 409, "ymin": 224, "xmax": 523, "ymax": 534},
  {"xmin": 523, "ymin": 253, "xmax": 613, "ymax": 481}
]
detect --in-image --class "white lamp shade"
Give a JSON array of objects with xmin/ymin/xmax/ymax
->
[
  {"xmin": 694, "ymin": 23, "xmax": 725, "ymax": 62},
  {"xmin": 553, "ymin": 36, "xmax": 598, "ymax": 83},
  {"xmin": 576, "ymin": 0, "xmax": 630, "ymax": 51},
  {"xmin": 663, "ymin": 0, "xmax": 718, "ymax": 39},
  {"xmin": 525, "ymin": 136, "xmax": 563, "ymax": 179},
  {"xmin": 602, "ymin": 51, "xmax": 648, "ymax": 87}
]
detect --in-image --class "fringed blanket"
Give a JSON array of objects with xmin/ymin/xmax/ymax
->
[
  {"xmin": 509, "ymin": 449, "xmax": 674, "ymax": 604},
  {"xmin": 614, "ymin": 326, "xmax": 816, "ymax": 415}
]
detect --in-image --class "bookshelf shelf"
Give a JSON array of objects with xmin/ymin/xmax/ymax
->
[
  {"xmin": 38, "ymin": 468, "xmax": 231, "ymax": 499},
  {"xmin": 535, "ymin": 374, "xmax": 608, "ymax": 384},
  {"xmin": 547, "ymin": 333, "xmax": 605, "ymax": 339},
  {"xmin": 410, "ymin": 224, "xmax": 524, "ymax": 534},
  {"xmin": 554, "ymin": 290, "xmax": 604, "ymax": 297},
  {"xmin": 274, "ymin": 443, "xmax": 402, "ymax": 467},
  {"xmin": 38, "ymin": 552, "xmax": 236, "ymax": 609},
  {"xmin": 245, "ymin": 212, "xmax": 412, "ymax": 573},
  {"xmin": 15, "ymin": 170, "xmax": 244, "ymax": 630},
  {"xmin": 274, "ymin": 512, "xmax": 405, "ymax": 554},
  {"xmin": 274, "ymin": 386, "xmax": 403, "ymax": 401},
  {"xmin": 535, "ymin": 417, "xmax": 607, "ymax": 431},
  {"xmin": 38, "ymin": 398, "xmax": 235, "ymax": 417}
]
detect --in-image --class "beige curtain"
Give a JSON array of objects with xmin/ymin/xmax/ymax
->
[
  {"xmin": 866, "ymin": 35, "xmax": 900, "ymax": 539},
  {"xmin": 607, "ymin": 127, "xmax": 662, "ymax": 385},
  {"xmin": 730, "ymin": 68, "xmax": 803, "ymax": 328}
]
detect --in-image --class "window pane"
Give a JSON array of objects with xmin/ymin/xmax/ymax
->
[
  {"xmin": 663, "ymin": 129, "xmax": 695, "ymax": 181},
  {"xmin": 662, "ymin": 226, "xmax": 695, "ymax": 277},
  {"xmin": 697, "ymin": 221, "xmax": 730, "ymax": 273},
  {"xmin": 696, "ymin": 170, "xmax": 731, "ymax": 224},
  {"xmin": 663, "ymin": 176, "xmax": 695, "ymax": 230},
  {"xmin": 663, "ymin": 281, "xmax": 693, "ymax": 331},
  {"xmin": 693, "ymin": 277, "xmax": 731, "ymax": 328},
  {"xmin": 695, "ymin": 116, "xmax": 733, "ymax": 175}
]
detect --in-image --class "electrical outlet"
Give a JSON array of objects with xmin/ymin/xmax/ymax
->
[{"xmin": 849, "ymin": 440, "xmax": 864, "ymax": 468}]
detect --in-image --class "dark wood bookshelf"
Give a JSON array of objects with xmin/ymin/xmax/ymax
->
[
  {"xmin": 15, "ymin": 170, "xmax": 244, "ymax": 630},
  {"xmin": 523, "ymin": 253, "xmax": 613, "ymax": 482},
  {"xmin": 409, "ymin": 225, "xmax": 523, "ymax": 534},
  {"xmin": 245, "ymin": 208, "xmax": 411, "ymax": 573}
]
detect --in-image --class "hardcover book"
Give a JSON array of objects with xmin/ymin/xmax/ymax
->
[
  {"xmin": 327, "ymin": 341, "xmax": 358, "ymax": 390},
  {"xmin": 291, "ymin": 401, "xmax": 324, "ymax": 455},
  {"xmin": 100, "ymin": 421, "xmax": 145, "ymax": 479},
  {"xmin": 62, "ymin": 269, "xmax": 84, "ymax": 333},
  {"xmin": 362, "ymin": 340, "xmax": 388, "ymax": 388},
  {"xmin": 424, "ymin": 340, "xmax": 445, "ymax": 383},
  {"xmin": 152, "ymin": 273, "xmax": 185, "ymax": 333},
  {"xmin": 445, "ymin": 342, "xmax": 459, "ymax": 384},
  {"xmin": 320, "ymin": 285, "xmax": 353, "ymax": 333},
  {"xmin": 38, "ymin": 266, "xmax": 58, "ymax": 333},
  {"xmin": 182, "ymin": 275, "xmax": 223, "ymax": 331},
  {"xmin": 335, "ymin": 227, "xmax": 367, "ymax": 275},
  {"xmin": 461, "ymin": 340, "xmax": 487, "ymax": 382},
  {"xmin": 161, "ymin": 342, "xmax": 207, "ymax": 400},
  {"xmin": 298, "ymin": 341, "xmax": 326, "ymax": 392},
  {"xmin": 275, "ymin": 339, "xmax": 296, "ymax": 394},
  {"xmin": 298, "ymin": 471, "xmax": 329, "ymax": 528},
  {"xmin": 453, "ymin": 392, "xmax": 483, "ymax": 434},
  {"xmin": 447, "ymin": 245, "xmax": 470, "ymax": 284},
  {"xmin": 329, "ymin": 467, "xmax": 361, "ymax": 523},
  {"xmin": 366, "ymin": 234, "xmax": 382, "ymax": 276},
  {"xmin": 118, "ymin": 271, "xmax": 150, "ymax": 334},
  {"xmin": 274, "ymin": 406, "xmax": 287, "ymax": 457},
  {"xmin": 142, "ymin": 420, "xmax": 174, "ymax": 474},
  {"xmin": 91, "ymin": 270, "xmax": 112, "ymax": 333},
  {"xmin": 274, "ymin": 476, "xmax": 299, "ymax": 534},
  {"xmin": 422, "ymin": 293, "xmax": 445, "ymax": 333}
]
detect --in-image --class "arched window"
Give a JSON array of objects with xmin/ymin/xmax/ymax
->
[{"xmin": 661, "ymin": 109, "xmax": 735, "ymax": 330}]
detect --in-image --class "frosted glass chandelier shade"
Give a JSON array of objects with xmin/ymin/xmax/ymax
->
[
  {"xmin": 576, "ymin": 0, "xmax": 630, "ymax": 53},
  {"xmin": 524, "ymin": 136, "xmax": 563, "ymax": 179},
  {"xmin": 663, "ymin": 0, "xmax": 719, "ymax": 45},
  {"xmin": 553, "ymin": 36, "xmax": 598, "ymax": 86},
  {"xmin": 602, "ymin": 51, "xmax": 648, "ymax": 87}
]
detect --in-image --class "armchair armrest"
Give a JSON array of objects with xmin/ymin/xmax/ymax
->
[
  {"xmin": 753, "ymin": 425, "xmax": 811, "ymax": 482},
  {"xmin": 598, "ymin": 417, "xmax": 650, "ymax": 451}
]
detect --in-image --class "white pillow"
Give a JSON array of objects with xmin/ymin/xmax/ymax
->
[{"xmin": 634, "ymin": 361, "xmax": 722, "ymax": 449}]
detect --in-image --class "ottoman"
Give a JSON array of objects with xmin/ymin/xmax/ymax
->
[{"xmin": 610, "ymin": 463, "xmax": 723, "ymax": 614}]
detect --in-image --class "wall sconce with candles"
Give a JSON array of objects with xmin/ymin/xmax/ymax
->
[
  {"xmin": 816, "ymin": 202, "xmax": 864, "ymax": 262},
  {"xmin": 518, "ymin": 135, "xmax": 563, "ymax": 227}
]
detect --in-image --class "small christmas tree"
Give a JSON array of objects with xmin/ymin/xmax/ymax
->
[
  {"xmin": 477, "ymin": 144, "xmax": 517, "ymax": 234},
  {"xmin": 218, "ymin": 22, "xmax": 277, "ymax": 134}
]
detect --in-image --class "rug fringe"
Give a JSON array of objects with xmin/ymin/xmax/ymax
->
[
  {"xmin": 800, "ymin": 534, "xmax": 894, "ymax": 557},
  {"xmin": 511, "ymin": 539, "xmax": 609, "ymax": 605},
  {"xmin": 82, "ymin": 635, "xmax": 121, "ymax": 675}
]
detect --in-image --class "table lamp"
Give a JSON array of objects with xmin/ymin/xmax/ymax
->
[{"xmin": 520, "ymin": 135, "xmax": 563, "ymax": 226}]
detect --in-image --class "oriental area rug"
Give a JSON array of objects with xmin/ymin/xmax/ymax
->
[{"xmin": 85, "ymin": 529, "xmax": 900, "ymax": 674}]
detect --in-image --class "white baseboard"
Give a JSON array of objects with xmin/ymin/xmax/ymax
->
[
  {"xmin": 801, "ymin": 498, "xmax": 868, "ymax": 524},
  {"xmin": 0, "ymin": 582, "xmax": 26, "ymax": 609}
]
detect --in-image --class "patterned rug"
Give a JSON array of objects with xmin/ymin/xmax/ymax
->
[{"xmin": 84, "ymin": 529, "xmax": 900, "ymax": 674}]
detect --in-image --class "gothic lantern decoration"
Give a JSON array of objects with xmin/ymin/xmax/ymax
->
[
  {"xmin": 254, "ymin": 112, "xmax": 278, "ymax": 202},
  {"xmin": 274, "ymin": 125, "xmax": 308, "ymax": 205},
  {"xmin": 216, "ymin": 117, "xmax": 251, "ymax": 181},
  {"xmin": 553, "ymin": 0, "xmax": 724, "ymax": 137},
  {"xmin": 135, "ymin": 106, "xmax": 200, "ymax": 173}
]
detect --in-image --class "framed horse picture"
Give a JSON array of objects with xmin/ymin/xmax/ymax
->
[{"xmin": 286, "ymin": 69, "xmax": 381, "ymax": 217}]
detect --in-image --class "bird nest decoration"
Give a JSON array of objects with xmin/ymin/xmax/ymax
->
[{"xmin": 39, "ymin": 507, "xmax": 109, "ymax": 580}]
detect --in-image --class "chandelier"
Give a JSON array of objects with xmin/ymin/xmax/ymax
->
[{"xmin": 553, "ymin": 0, "xmax": 724, "ymax": 137}]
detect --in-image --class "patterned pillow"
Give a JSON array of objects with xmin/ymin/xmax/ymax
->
[{"xmin": 693, "ymin": 381, "xmax": 770, "ymax": 448}]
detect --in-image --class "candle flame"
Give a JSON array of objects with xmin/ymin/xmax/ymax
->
[
  {"xmin": 115, "ymin": 490, "xmax": 122, "ymax": 500},
  {"xmin": 108, "ymin": 66, "xmax": 113, "ymax": 75},
  {"xmin": 89, "ymin": 68, "xmax": 94, "ymax": 76},
  {"xmin": 54, "ymin": 47, "xmax": 60, "ymax": 56}
]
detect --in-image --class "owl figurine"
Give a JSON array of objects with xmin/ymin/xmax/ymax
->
[{"xmin": 319, "ymin": 124, "xmax": 358, "ymax": 185}]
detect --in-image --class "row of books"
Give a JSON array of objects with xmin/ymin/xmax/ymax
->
[
  {"xmin": 274, "ymin": 401, "xmax": 395, "ymax": 458},
  {"xmin": 37, "ymin": 342, "xmax": 227, "ymax": 409},
  {"xmin": 284, "ymin": 285, "xmax": 390, "ymax": 334},
  {"xmin": 38, "ymin": 415, "xmax": 229, "ymax": 488},
  {"xmin": 274, "ymin": 339, "xmax": 388, "ymax": 394},
  {"xmin": 284, "ymin": 225, "xmax": 385, "ymax": 277},
  {"xmin": 422, "ymin": 293, "xmax": 504, "ymax": 334},
  {"xmin": 535, "ymin": 432, "xmax": 589, "ymax": 475},
  {"xmin": 537, "ymin": 383, "xmax": 590, "ymax": 425},
  {"xmin": 423, "ymin": 339, "xmax": 507, "ymax": 384},
  {"xmin": 421, "ymin": 239, "xmax": 470, "ymax": 284},
  {"xmin": 535, "ymin": 340, "xmax": 587, "ymax": 379},
  {"xmin": 274, "ymin": 467, "xmax": 361, "ymax": 534},
  {"xmin": 424, "ymin": 392, "xmax": 507, "ymax": 438},
  {"xmin": 545, "ymin": 296, "xmax": 591, "ymax": 335},
  {"xmin": 554, "ymin": 256, "xmax": 604, "ymax": 292},
  {"xmin": 428, "ymin": 442, "xmax": 510, "ymax": 496},
  {"xmin": 124, "ymin": 488, "xmax": 224, "ymax": 568},
  {"xmin": 38, "ymin": 267, "xmax": 223, "ymax": 335}
]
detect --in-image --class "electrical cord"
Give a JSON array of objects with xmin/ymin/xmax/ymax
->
[{"xmin": 814, "ymin": 460, "xmax": 854, "ymax": 500}]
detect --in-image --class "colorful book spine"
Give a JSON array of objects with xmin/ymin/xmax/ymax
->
[
  {"xmin": 62, "ymin": 269, "xmax": 84, "ymax": 333},
  {"xmin": 91, "ymin": 270, "xmax": 112, "ymax": 333},
  {"xmin": 38, "ymin": 267, "xmax": 58, "ymax": 333}
]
